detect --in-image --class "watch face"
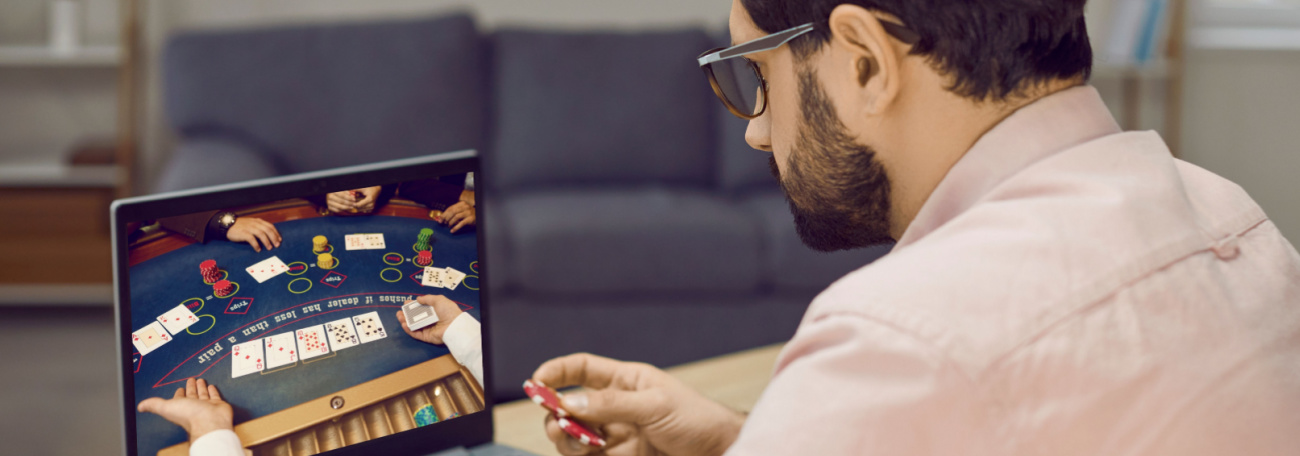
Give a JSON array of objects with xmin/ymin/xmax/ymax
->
[{"xmin": 221, "ymin": 213, "xmax": 236, "ymax": 227}]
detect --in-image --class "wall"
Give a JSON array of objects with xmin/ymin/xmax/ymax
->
[{"xmin": 1181, "ymin": 49, "xmax": 1300, "ymax": 242}]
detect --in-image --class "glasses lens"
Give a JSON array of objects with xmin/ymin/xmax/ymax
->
[{"xmin": 709, "ymin": 58, "xmax": 764, "ymax": 117}]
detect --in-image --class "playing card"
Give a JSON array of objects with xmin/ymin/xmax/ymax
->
[
  {"xmin": 157, "ymin": 304, "xmax": 200, "ymax": 335},
  {"xmin": 246, "ymin": 256, "xmax": 290, "ymax": 283},
  {"xmin": 353, "ymin": 311, "xmax": 388, "ymax": 344},
  {"xmin": 442, "ymin": 267, "xmax": 467, "ymax": 291},
  {"xmin": 131, "ymin": 321, "xmax": 172, "ymax": 356},
  {"xmin": 325, "ymin": 318, "xmax": 360, "ymax": 351},
  {"xmin": 344, "ymin": 233, "xmax": 386, "ymax": 250},
  {"xmin": 295, "ymin": 325, "xmax": 331, "ymax": 361},
  {"xmin": 264, "ymin": 332, "xmax": 298, "ymax": 369},
  {"xmin": 421, "ymin": 267, "xmax": 445, "ymax": 288},
  {"xmin": 230, "ymin": 340, "xmax": 264, "ymax": 378},
  {"xmin": 402, "ymin": 300, "xmax": 439, "ymax": 331}
]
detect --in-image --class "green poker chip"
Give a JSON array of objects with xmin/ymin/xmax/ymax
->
[{"xmin": 412, "ymin": 404, "xmax": 438, "ymax": 427}]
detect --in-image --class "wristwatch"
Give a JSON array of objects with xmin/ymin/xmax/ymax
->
[{"xmin": 212, "ymin": 211, "xmax": 238, "ymax": 239}]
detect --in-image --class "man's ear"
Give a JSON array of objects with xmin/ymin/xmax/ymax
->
[{"xmin": 827, "ymin": 5, "xmax": 901, "ymax": 115}]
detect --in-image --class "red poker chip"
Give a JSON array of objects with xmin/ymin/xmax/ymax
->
[
  {"xmin": 557, "ymin": 417, "xmax": 606, "ymax": 448},
  {"xmin": 200, "ymin": 259, "xmax": 217, "ymax": 271},
  {"xmin": 523, "ymin": 379, "xmax": 568, "ymax": 417}
]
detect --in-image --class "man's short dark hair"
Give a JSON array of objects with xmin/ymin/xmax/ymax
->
[{"xmin": 740, "ymin": 0, "xmax": 1093, "ymax": 101}]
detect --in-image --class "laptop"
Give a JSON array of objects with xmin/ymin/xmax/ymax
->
[{"xmin": 111, "ymin": 151, "xmax": 533, "ymax": 456}]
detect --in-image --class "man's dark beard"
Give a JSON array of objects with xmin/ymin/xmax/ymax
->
[{"xmin": 771, "ymin": 68, "xmax": 894, "ymax": 251}]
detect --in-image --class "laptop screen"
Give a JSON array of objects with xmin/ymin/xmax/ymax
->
[{"xmin": 112, "ymin": 153, "xmax": 493, "ymax": 456}]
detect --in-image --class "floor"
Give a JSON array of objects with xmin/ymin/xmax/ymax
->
[{"xmin": 0, "ymin": 306, "xmax": 124, "ymax": 455}]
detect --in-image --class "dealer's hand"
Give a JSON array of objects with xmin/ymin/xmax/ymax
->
[
  {"xmin": 439, "ymin": 202, "xmax": 476, "ymax": 233},
  {"xmin": 397, "ymin": 294, "xmax": 464, "ymax": 345},
  {"xmin": 137, "ymin": 378, "xmax": 234, "ymax": 444},
  {"xmin": 226, "ymin": 217, "xmax": 281, "ymax": 252},
  {"xmin": 533, "ymin": 353, "xmax": 746, "ymax": 456}
]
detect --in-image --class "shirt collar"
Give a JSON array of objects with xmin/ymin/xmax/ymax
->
[{"xmin": 893, "ymin": 85, "xmax": 1122, "ymax": 250}]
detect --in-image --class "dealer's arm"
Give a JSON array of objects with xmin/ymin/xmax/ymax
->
[{"xmin": 398, "ymin": 294, "xmax": 484, "ymax": 389}]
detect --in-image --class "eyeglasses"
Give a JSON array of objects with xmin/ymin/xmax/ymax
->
[{"xmin": 698, "ymin": 21, "xmax": 919, "ymax": 120}]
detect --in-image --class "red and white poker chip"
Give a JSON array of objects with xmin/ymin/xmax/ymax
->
[
  {"xmin": 557, "ymin": 417, "xmax": 607, "ymax": 448},
  {"xmin": 523, "ymin": 379, "xmax": 568, "ymax": 417},
  {"xmin": 523, "ymin": 379, "xmax": 607, "ymax": 448}
]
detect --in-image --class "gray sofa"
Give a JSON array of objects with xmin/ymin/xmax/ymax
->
[{"xmin": 154, "ymin": 14, "xmax": 891, "ymax": 400}]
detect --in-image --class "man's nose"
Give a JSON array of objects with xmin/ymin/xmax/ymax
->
[{"xmin": 745, "ymin": 110, "xmax": 773, "ymax": 152}]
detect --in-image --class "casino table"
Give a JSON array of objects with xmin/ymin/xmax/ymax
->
[{"xmin": 126, "ymin": 199, "xmax": 483, "ymax": 456}]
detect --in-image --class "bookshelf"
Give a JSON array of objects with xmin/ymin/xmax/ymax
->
[{"xmin": 0, "ymin": 0, "xmax": 141, "ymax": 305}]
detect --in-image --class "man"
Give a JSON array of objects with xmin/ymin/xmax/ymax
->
[{"xmin": 533, "ymin": 0, "xmax": 1300, "ymax": 455}]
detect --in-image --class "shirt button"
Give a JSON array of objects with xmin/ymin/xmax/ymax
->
[{"xmin": 1212, "ymin": 235, "xmax": 1240, "ymax": 260}]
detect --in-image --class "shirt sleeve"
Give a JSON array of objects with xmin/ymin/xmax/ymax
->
[
  {"xmin": 442, "ymin": 312, "xmax": 484, "ymax": 390},
  {"xmin": 188, "ymin": 429, "xmax": 244, "ymax": 456},
  {"xmin": 724, "ymin": 313, "xmax": 991, "ymax": 456},
  {"xmin": 157, "ymin": 210, "xmax": 221, "ymax": 243}
]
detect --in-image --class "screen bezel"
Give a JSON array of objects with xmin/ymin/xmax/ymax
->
[{"xmin": 110, "ymin": 151, "xmax": 495, "ymax": 456}]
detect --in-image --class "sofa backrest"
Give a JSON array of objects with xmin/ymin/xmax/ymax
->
[
  {"xmin": 489, "ymin": 28, "xmax": 717, "ymax": 191},
  {"xmin": 162, "ymin": 14, "xmax": 488, "ymax": 174}
]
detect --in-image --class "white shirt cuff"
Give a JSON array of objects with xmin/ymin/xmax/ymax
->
[
  {"xmin": 189, "ymin": 429, "xmax": 243, "ymax": 456},
  {"xmin": 443, "ymin": 312, "xmax": 484, "ymax": 389}
]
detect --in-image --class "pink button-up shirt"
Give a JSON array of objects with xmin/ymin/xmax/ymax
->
[{"xmin": 728, "ymin": 86, "xmax": 1300, "ymax": 455}]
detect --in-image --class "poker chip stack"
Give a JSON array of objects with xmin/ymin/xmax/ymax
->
[
  {"xmin": 200, "ymin": 259, "xmax": 220, "ymax": 283},
  {"xmin": 214, "ymin": 279, "xmax": 234, "ymax": 297},
  {"xmin": 415, "ymin": 228, "xmax": 434, "ymax": 252},
  {"xmin": 317, "ymin": 252, "xmax": 336, "ymax": 269},
  {"xmin": 414, "ymin": 250, "xmax": 433, "ymax": 267},
  {"xmin": 313, "ymin": 235, "xmax": 329, "ymax": 254}
]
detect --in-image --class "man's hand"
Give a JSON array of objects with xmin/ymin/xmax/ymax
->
[
  {"xmin": 226, "ymin": 217, "xmax": 281, "ymax": 252},
  {"xmin": 439, "ymin": 202, "xmax": 476, "ymax": 233},
  {"xmin": 137, "ymin": 378, "xmax": 234, "ymax": 444},
  {"xmin": 396, "ymin": 294, "xmax": 464, "ymax": 345},
  {"xmin": 533, "ymin": 353, "xmax": 746, "ymax": 456},
  {"xmin": 326, "ymin": 186, "xmax": 382, "ymax": 214},
  {"xmin": 354, "ymin": 186, "xmax": 382, "ymax": 213}
]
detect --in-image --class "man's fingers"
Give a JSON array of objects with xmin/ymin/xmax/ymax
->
[
  {"xmin": 246, "ymin": 239, "xmax": 262, "ymax": 252},
  {"xmin": 138, "ymin": 397, "xmax": 165, "ymax": 414},
  {"xmin": 544, "ymin": 414, "xmax": 594, "ymax": 456},
  {"xmin": 256, "ymin": 219, "xmax": 282, "ymax": 246},
  {"xmin": 533, "ymin": 353, "xmax": 631, "ymax": 390},
  {"xmin": 447, "ymin": 211, "xmax": 468, "ymax": 227},
  {"xmin": 208, "ymin": 384, "xmax": 222, "ymax": 402},
  {"xmin": 566, "ymin": 389, "xmax": 667, "ymax": 425},
  {"xmin": 451, "ymin": 216, "xmax": 473, "ymax": 233},
  {"xmin": 196, "ymin": 379, "xmax": 210, "ymax": 400},
  {"xmin": 253, "ymin": 229, "xmax": 273, "ymax": 251},
  {"xmin": 172, "ymin": 387, "xmax": 185, "ymax": 399},
  {"xmin": 416, "ymin": 295, "xmax": 444, "ymax": 307},
  {"xmin": 185, "ymin": 378, "xmax": 198, "ymax": 398}
]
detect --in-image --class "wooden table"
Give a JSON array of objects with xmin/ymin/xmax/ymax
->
[{"xmin": 493, "ymin": 343, "xmax": 785, "ymax": 455}]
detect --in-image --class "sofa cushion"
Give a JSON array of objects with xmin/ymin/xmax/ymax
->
[
  {"xmin": 153, "ymin": 137, "xmax": 281, "ymax": 193},
  {"xmin": 744, "ymin": 191, "xmax": 893, "ymax": 290},
  {"xmin": 162, "ymin": 14, "xmax": 487, "ymax": 174},
  {"xmin": 490, "ymin": 29, "xmax": 716, "ymax": 190},
  {"xmin": 502, "ymin": 188, "xmax": 763, "ymax": 294}
]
